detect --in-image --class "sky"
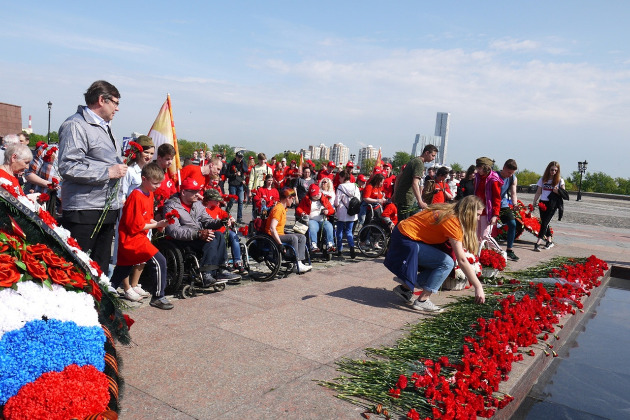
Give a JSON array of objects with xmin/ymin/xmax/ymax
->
[{"xmin": 1, "ymin": 0, "xmax": 629, "ymax": 177}]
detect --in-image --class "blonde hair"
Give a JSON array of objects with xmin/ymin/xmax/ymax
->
[
  {"xmin": 319, "ymin": 177, "xmax": 332, "ymax": 191},
  {"xmin": 428, "ymin": 195, "xmax": 484, "ymax": 253}
]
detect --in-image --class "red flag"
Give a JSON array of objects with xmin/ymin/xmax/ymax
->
[{"xmin": 375, "ymin": 148, "xmax": 383, "ymax": 168}]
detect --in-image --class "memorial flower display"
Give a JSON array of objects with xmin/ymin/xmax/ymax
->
[
  {"xmin": 324, "ymin": 255, "xmax": 608, "ymax": 419},
  {"xmin": 0, "ymin": 188, "xmax": 130, "ymax": 419}
]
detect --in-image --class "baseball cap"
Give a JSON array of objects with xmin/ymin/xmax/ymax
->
[
  {"xmin": 309, "ymin": 184, "xmax": 321, "ymax": 197},
  {"xmin": 180, "ymin": 177, "xmax": 201, "ymax": 191}
]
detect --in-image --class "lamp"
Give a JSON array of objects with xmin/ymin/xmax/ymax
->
[
  {"xmin": 577, "ymin": 160, "xmax": 588, "ymax": 201},
  {"xmin": 47, "ymin": 101, "xmax": 52, "ymax": 143}
]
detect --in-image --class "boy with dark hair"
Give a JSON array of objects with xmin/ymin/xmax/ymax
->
[
  {"xmin": 498, "ymin": 159, "xmax": 519, "ymax": 261},
  {"xmin": 110, "ymin": 162, "xmax": 174, "ymax": 310}
]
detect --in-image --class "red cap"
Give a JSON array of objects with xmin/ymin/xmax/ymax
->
[
  {"xmin": 181, "ymin": 177, "xmax": 201, "ymax": 191},
  {"xmin": 373, "ymin": 168, "xmax": 382, "ymax": 174},
  {"xmin": 358, "ymin": 174, "xmax": 366, "ymax": 182},
  {"xmin": 383, "ymin": 162, "xmax": 392, "ymax": 168},
  {"xmin": 328, "ymin": 161, "xmax": 335, "ymax": 167},
  {"xmin": 291, "ymin": 160, "xmax": 296, "ymax": 164},
  {"xmin": 307, "ymin": 160, "xmax": 314, "ymax": 166},
  {"xmin": 309, "ymin": 184, "xmax": 321, "ymax": 197},
  {"xmin": 346, "ymin": 161, "xmax": 354, "ymax": 167}
]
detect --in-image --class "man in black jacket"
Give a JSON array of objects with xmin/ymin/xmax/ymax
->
[{"xmin": 226, "ymin": 151, "xmax": 248, "ymax": 224}]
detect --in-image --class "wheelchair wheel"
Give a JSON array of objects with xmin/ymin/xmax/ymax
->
[
  {"xmin": 213, "ymin": 282, "xmax": 226, "ymax": 292},
  {"xmin": 357, "ymin": 224, "xmax": 388, "ymax": 258},
  {"xmin": 155, "ymin": 240, "xmax": 184, "ymax": 294},
  {"xmin": 245, "ymin": 235, "xmax": 281, "ymax": 281},
  {"xmin": 181, "ymin": 284, "xmax": 195, "ymax": 299}
]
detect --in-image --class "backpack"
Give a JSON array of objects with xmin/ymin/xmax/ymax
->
[
  {"xmin": 421, "ymin": 179, "xmax": 437, "ymax": 204},
  {"xmin": 340, "ymin": 185, "xmax": 361, "ymax": 216}
]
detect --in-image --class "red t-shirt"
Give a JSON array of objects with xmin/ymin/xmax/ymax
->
[
  {"xmin": 0, "ymin": 168, "xmax": 25, "ymax": 197},
  {"xmin": 431, "ymin": 181, "xmax": 452, "ymax": 204},
  {"xmin": 117, "ymin": 188, "xmax": 159, "ymax": 266},
  {"xmin": 179, "ymin": 165, "xmax": 207, "ymax": 190},
  {"xmin": 363, "ymin": 184, "xmax": 384, "ymax": 200},
  {"xmin": 205, "ymin": 205, "xmax": 229, "ymax": 233}
]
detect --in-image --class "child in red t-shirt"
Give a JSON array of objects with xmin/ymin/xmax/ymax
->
[
  {"xmin": 202, "ymin": 188, "xmax": 246, "ymax": 274},
  {"xmin": 110, "ymin": 163, "xmax": 174, "ymax": 310}
]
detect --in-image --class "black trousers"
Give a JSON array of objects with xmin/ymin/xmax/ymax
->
[
  {"xmin": 62, "ymin": 211, "xmax": 117, "ymax": 275},
  {"xmin": 110, "ymin": 252, "xmax": 167, "ymax": 298},
  {"xmin": 170, "ymin": 234, "xmax": 227, "ymax": 271},
  {"xmin": 537, "ymin": 200, "xmax": 555, "ymax": 240}
]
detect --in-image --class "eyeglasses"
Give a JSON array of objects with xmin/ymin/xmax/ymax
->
[
  {"xmin": 184, "ymin": 189, "xmax": 200, "ymax": 193},
  {"xmin": 106, "ymin": 97, "xmax": 120, "ymax": 107}
]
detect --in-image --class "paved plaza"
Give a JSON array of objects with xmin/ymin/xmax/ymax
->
[{"xmin": 116, "ymin": 194, "xmax": 630, "ymax": 419}]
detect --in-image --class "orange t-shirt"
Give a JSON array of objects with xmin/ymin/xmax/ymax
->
[
  {"xmin": 265, "ymin": 203, "xmax": 287, "ymax": 235},
  {"xmin": 397, "ymin": 210, "xmax": 463, "ymax": 244}
]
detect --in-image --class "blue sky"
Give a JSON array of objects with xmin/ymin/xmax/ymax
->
[{"xmin": 2, "ymin": 1, "xmax": 629, "ymax": 177}]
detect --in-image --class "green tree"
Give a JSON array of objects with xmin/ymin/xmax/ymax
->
[
  {"xmin": 582, "ymin": 172, "xmax": 617, "ymax": 193},
  {"xmin": 362, "ymin": 158, "xmax": 376, "ymax": 174},
  {"xmin": 449, "ymin": 162, "xmax": 463, "ymax": 172},
  {"xmin": 212, "ymin": 144, "xmax": 235, "ymax": 161},
  {"xmin": 515, "ymin": 169, "xmax": 540, "ymax": 186},
  {"xmin": 177, "ymin": 139, "xmax": 208, "ymax": 159},
  {"xmin": 28, "ymin": 131, "xmax": 59, "ymax": 146},
  {"xmin": 392, "ymin": 151, "xmax": 412, "ymax": 174},
  {"xmin": 616, "ymin": 178, "xmax": 630, "ymax": 195}
]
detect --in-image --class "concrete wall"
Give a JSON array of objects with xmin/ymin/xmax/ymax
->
[{"xmin": 0, "ymin": 102, "xmax": 22, "ymax": 137}]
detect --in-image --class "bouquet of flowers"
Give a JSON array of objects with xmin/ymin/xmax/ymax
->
[
  {"xmin": 443, "ymin": 249, "xmax": 481, "ymax": 290},
  {"xmin": 164, "ymin": 209, "xmax": 180, "ymax": 225},
  {"xmin": 479, "ymin": 249, "xmax": 507, "ymax": 271}
]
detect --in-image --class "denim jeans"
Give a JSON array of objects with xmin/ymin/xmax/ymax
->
[
  {"xmin": 227, "ymin": 230, "xmax": 241, "ymax": 263},
  {"xmin": 336, "ymin": 220, "xmax": 355, "ymax": 251},
  {"xmin": 228, "ymin": 184, "xmax": 244, "ymax": 221},
  {"xmin": 416, "ymin": 242, "xmax": 455, "ymax": 293},
  {"xmin": 500, "ymin": 207, "xmax": 517, "ymax": 248},
  {"xmin": 308, "ymin": 219, "xmax": 334, "ymax": 247}
]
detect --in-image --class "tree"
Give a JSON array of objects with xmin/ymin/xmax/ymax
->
[
  {"xmin": 211, "ymin": 144, "xmax": 235, "ymax": 161},
  {"xmin": 177, "ymin": 139, "xmax": 208, "ymax": 159},
  {"xmin": 28, "ymin": 131, "xmax": 59, "ymax": 146},
  {"xmin": 449, "ymin": 162, "xmax": 463, "ymax": 172},
  {"xmin": 362, "ymin": 158, "xmax": 376, "ymax": 175},
  {"xmin": 392, "ymin": 151, "xmax": 412, "ymax": 174},
  {"xmin": 515, "ymin": 169, "xmax": 540, "ymax": 186},
  {"xmin": 582, "ymin": 172, "xmax": 617, "ymax": 193}
]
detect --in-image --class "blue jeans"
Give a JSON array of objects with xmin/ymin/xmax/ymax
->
[
  {"xmin": 308, "ymin": 219, "xmax": 334, "ymax": 247},
  {"xmin": 500, "ymin": 207, "xmax": 517, "ymax": 249},
  {"xmin": 228, "ymin": 184, "xmax": 244, "ymax": 221},
  {"xmin": 227, "ymin": 230, "xmax": 241, "ymax": 263},
  {"xmin": 336, "ymin": 221, "xmax": 355, "ymax": 251}
]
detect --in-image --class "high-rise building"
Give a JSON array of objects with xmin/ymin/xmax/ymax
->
[
  {"xmin": 330, "ymin": 142, "xmax": 349, "ymax": 166},
  {"xmin": 309, "ymin": 145, "xmax": 321, "ymax": 161},
  {"xmin": 319, "ymin": 143, "xmax": 330, "ymax": 160},
  {"xmin": 300, "ymin": 148, "xmax": 312, "ymax": 160},
  {"xmin": 434, "ymin": 112, "xmax": 450, "ymax": 165},
  {"xmin": 358, "ymin": 145, "xmax": 379, "ymax": 170}
]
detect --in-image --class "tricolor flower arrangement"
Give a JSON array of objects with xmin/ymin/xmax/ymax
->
[
  {"xmin": 324, "ymin": 255, "xmax": 607, "ymax": 419},
  {"xmin": 443, "ymin": 249, "xmax": 481, "ymax": 290},
  {"xmin": 0, "ymin": 188, "xmax": 129, "ymax": 419}
]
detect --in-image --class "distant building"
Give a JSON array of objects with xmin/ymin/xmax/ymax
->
[
  {"xmin": 434, "ymin": 112, "xmax": 450, "ymax": 165},
  {"xmin": 330, "ymin": 142, "xmax": 349, "ymax": 166},
  {"xmin": 358, "ymin": 145, "xmax": 379, "ymax": 170},
  {"xmin": 308, "ymin": 143, "xmax": 330, "ymax": 161},
  {"xmin": 0, "ymin": 102, "xmax": 22, "ymax": 137},
  {"xmin": 299, "ymin": 149, "xmax": 312, "ymax": 160}
]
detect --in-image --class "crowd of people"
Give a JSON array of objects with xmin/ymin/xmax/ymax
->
[{"xmin": 0, "ymin": 79, "xmax": 568, "ymax": 314}]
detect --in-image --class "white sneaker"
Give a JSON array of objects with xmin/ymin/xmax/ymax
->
[
  {"xmin": 133, "ymin": 286, "xmax": 150, "ymax": 298},
  {"xmin": 412, "ymin": 298, "xmax": 443, "ymax": 313},
  {"xmin": 124, "ymin": 288, "xmax": 143, "ymax": 302},
  {"xmin": 294, "ymin": 261, "xmax": 312, "ymax": 273}
]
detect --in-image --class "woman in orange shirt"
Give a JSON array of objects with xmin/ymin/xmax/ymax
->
[{"xmin": 384, "ymin": 195, "xmax": 486, "ymax": 313}]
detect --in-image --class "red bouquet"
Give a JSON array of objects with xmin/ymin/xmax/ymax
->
[
  {"xmin": 479, "ymin": 249, "xmax": 506, "ymax": 271},
  {"xmin": 43, "ymin": 147, "xmax": 58, "ymax": 163},
  {"xmin": 164, "ymin": 209, "xmax": 180, "ymax": 225},
  {"xmin": 538, "ymin": 202, "xmax": 547, "ymax": 211},
  {"xmin": 123, "ymin": 141, "xmax": 143, "ymax": 162}
]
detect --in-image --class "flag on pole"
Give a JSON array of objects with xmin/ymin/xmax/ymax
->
[
  {"xmin": 148, "ymin": 94, "xmax": 181, "ymax": 182},
  {"xmin": 374, "ymin": 148, "xmax": 383, "ymax": 168},
  {"xmin": 299, "ymin": 152, "xmax": 304, "ymax": 169}
]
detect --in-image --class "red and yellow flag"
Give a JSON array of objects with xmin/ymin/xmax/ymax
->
[
  {"xmin": 374, "ymin": 148, "xmax": 383, "ymax": 168},
  {"xmin": 148, "ymin": 94, "xmax": 181, "ymax": 182},
  {"xmin": 299, "ymin": 152, "xmax": 304, "ymax": 169}
]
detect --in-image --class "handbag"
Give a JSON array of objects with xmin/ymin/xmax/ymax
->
[{"xmin": 292, "ymin": 221, "xmax": 308, "ymax": 234}]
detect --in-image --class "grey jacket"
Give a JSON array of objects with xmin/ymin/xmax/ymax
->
[
  {"xmin": 58, "ymin": 106, "xmax": 124, "ymax": 211},
  {"xmin": 163, "ymin": 195, "xmax": 223, "ymax": 241}
]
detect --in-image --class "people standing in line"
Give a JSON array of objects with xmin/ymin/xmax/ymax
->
[
  {"xmin": 498, "ymin": 159, "xmax": 520, "ymax": 261},
  {"xmin": 58, "ymin": 80, "xmax": 128, "ymax": 274},
  {"xmin": 384, "ymin": 195, "xmax": 486, "ymax": 313},
  {"xmin": 474, "ymin": 157, "xmax": 503, "ymax": 244},
  {"xmin": 334, "ymin": 170, "xmax": 360, "ymax": 259},
  {"xmin": 392, "ymin": 144, "xmax": 438, "ymax": 221},
  {"xmin": 226, "ymin": 151, "xmax": 248, "ymax": 224},
  {"xmin": 532, "ymin": 161, "xmax": 565, "ymax": 252},
  {"xmin": 265, "ymin": 188, "xmax": 312, "ymax": 273},
  {"xmin": 456, "ymin": 165, "xmax": 476, "ymax": 200}
]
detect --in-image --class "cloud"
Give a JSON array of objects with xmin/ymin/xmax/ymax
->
[{"xmin": 490, "ymin": 38, "xmax": 539, "ymax": 51}]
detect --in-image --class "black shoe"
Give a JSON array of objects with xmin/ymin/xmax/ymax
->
[
  {"xmin": 217, "ymin": 269, "xmax": 241, "ymax": 283},
  {"xmin": 336, "ymin": 250, "xmax": 344, "ymax": 260},
  {"xmin": 350, "ymin": 247, "xmax": 356, "ymax": 259},
  {"xmin": 202, "ymin": 272, "xmax": 218, "ymax": 287},
  {"xmin": 150, "ymin": 297, "xmax": 174, "ymax": 310},
  {"xmin": 545, "ymin": 241, "xmax": 555, "ymax": 249},
  {"xmin": 534, "ymin": 244, "xmax": 541, "ymax": 252},
  {"xmin": 507, "ymin": 250, "xmax": 520, "ymax": 261}
]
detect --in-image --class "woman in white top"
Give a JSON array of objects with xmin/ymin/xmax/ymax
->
[
  {"xmin": 532, "ymin": 161, "xmax": 565, "ymax": 251},
  {"xmin": 334, "ymin": 170, "xmax": 360, "ymax": 259},
  {"xmin": 319, "ymin": 177, "xmax": 336, "ymax": 204}
]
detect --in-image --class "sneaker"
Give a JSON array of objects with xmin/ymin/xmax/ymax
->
[
  {"xmin": 311, "ymin": 242, "xmax": 320, "ymax": 253},
  {"xmin": 349, "ymin": 247, "xmax": 356, "ymax": 259},
  {"xmin": 506, "ymin": 250, "xmax": 520, "ymax": 261},
  {"xmin": 216, "ymin": 269, "xmax": 242, "ymax": 283},
  {"xmin": 293, "ymin": 261, "xmax": 312, "ymax": 273},
  {"xmin": 393, "ymin": 285, "xmax": 414, "ymax": 305},
  {"xmin": 545, "ymin": 241, "xmax": 555, "ymax": 249},
  {"xmin": 232, "ymin": 262, "xmax": 247, "ymax": 275},
  {"xmin": 412, "ymin": 298, "xmax": 443, "ymax": 313},
  {"xmin": 150, "ymin": 296, "xmax": 174, "ymax": 310},
  {"xmin": 534, "ymin": 244, "xmax": 542, "ymax": 252},
  {"xmin": 202, "ymin": 272, "xmax": 218, "ymax": 287},
  {"xmin": 124, "ymin": 288, "xmax": 143, "ymax": 302},
  {"xmin": 133, "ymin": 286, "xmax": 151, "ymax": 298}
]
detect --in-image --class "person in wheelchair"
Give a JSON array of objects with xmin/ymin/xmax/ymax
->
[
  {"xmin": 202, "ymin": 188, "xmax": 246, "ymax": 275},
  {"xmin": 162, "ymin": 177, "xmax": 241, "ymax": 286},
  {"xmin": 252, "ymin": 174, "xmax": 279, "ymax": 218},
  {"xmin": 296, "ymin": 183, "xmax": 335, "ymax": 253},
  {"xmin": 266, "ymin": 187, "xmax": 312, "ymax": 273}
]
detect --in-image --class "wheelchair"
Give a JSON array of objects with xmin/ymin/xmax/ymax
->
[
  {"xmin": 243, "ymin": 210, "xmax": 311, "ymax": 281},
  {"xmin": 357, "ymin": 204, "xmax": 391, "ymax": 258},
  {"xmin": 299, "ymin": 213, "xmax": 336, "ymax": 262}
]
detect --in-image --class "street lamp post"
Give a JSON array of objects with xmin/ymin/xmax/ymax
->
[
  {"xmin": 47, "ymin": 101, "xmax": 52, "ymax": 143},
  {"xmin": 577, "ymin": 160, "xmax": 588, "ymax": 201}
]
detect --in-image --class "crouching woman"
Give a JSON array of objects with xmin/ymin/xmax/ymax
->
[{"xmin": 384, "ymin": 195, "xmax": 486, "ymax": 313}]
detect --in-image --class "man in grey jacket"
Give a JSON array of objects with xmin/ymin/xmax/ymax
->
[
  {"xmin": 162, "ymin": 177, "xmax": 241, "ymax": 286},
  {"xmin": 58, "ymin": 80, "xmax": 128, "ymax": 273}
]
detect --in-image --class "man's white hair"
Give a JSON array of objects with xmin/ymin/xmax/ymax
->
[{"xmin": 2, "ymin": 134, "xmax": 20, "ymax": 146}]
